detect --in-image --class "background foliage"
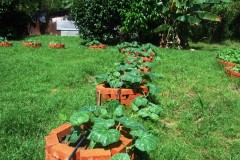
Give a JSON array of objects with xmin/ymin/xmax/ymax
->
[
  {"xmin": 0, "ymin": 0, "xmax": 73, "ymax": 38},
  {"xmin": 191, "ymin": 0, "xmax": 240, "ymax": 42}
]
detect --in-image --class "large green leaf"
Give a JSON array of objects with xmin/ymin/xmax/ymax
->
[
  {"xmin": 95, "ymin": 73, "xmax": 108, "ymax": 83},
  {"xmin": 135, "ymin": 134, "xmax": 158, "ymax": 152},
  {"xmin": 154, "ymin": 24, "xmax": 170, "ymax": 33},
  {"xmin": 177, "ymin": 15, "xmax": 201, "ymax": 24},
  {"xmin": 69, "ymin": 111, "xmax": 89, "ymax": 126},
  {"xmin": 68, "ymin": 129, "xmax": 81, "ymax": 144},
  {"xmin": 118, "ymin": 116, "xmax": 145, "ymax": 131},
  {"xmin": 150, "ymin": 113, "xmax": 160, "ymax": 120},
  {"xmin": 130, "ymin": 130, "xmax": 148, "ymax": 137},
  {"xmin": 137, "ymin": 108, "xmax": 150, "ymax": 118},
  {"xmin": 146, "ymin": 83, "xmax": 161, "ymax": 95},
  {"xmin": 92, "ymin": 118, "xmax": 115, "ymax": 130},
  {"xmin": 78, "ymin": 106, "xmax": 102, "ymax": 113},
  {"xmin": 149, "ymin": 103, "xmax": 163, "ymax": 114},
  {"xmin": 195, "ymin": 11, "xmax": 221, "ymax": 21},
  {"xmin": 106, "ymin": 100, "xmax": 121, "ymax": 117},
  {"xmin": 113, "ymin": 105, "xmax": 124, "ymax": 117},
  {"xmin": 121, "ymin": 73, "xmax": 142, "ymax": 83},
  {"xmin": 109, "ymin": 79, "xmax": 123, "ymax": 88},
  {"xmin": 110, "ymin": 153, "xmax": 131, "ymax": 160},
  {"xmin": 132, "ymin": 96, "xmax": 148, "ymax": 107},
  {"xmin": 88, "ymin": 128, "xmax": 120, "ymax": 146}
]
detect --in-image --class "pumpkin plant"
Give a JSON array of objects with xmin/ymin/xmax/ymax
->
[
  {"xmin": 0, "ymin": 36, "xmax": 12, "ymax": 47},
  {"xmin": 232, "ymin": 65, "xmax": 240, "ymax": 73},
  {"xmin": 0, "ymin": 36, "xmax": 7, "ymax": 42},
  {"xmin": 66, "ymin": 100, "xmax": 158, "ymax": 159},
  {"xmin": 95, "ymin": 62, "xmax": 161, "ymax": 95},
  {"xmin": 130, "ymin": 96, "xmax": 163, "ymax": 121},
  {"xmin": 116, "ymin": 41, "xmax": 140, "ymax": 50},
  {"xmin": 217, "ymin": 48, "xmax": 240, "ymax": 64},
  {"xmin": 86, "ymin": 40, "xmax": 101, "ymax": 46}
]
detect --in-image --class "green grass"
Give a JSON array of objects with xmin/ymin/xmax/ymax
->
[{"xmin": 0, "ymin": 36, "xmax": 239, "ymax": 159}]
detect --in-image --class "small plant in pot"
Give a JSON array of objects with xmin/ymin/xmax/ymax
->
[
  {"xmin": 87, "ymin": 40, "xmax": 106, "ymax": 49},
  {"xmin": 95, "ymin": 62, "xmax": 161, "ymax": 106},
  {"xmin": 49, "ymin": 41, "xmax": 65, "ymax": 48},
  {"xmin": 45, "ymin": 100, "xmax": 158, "ymax": 160},
  {"xmin": 116, "ymin": 41, "xmax": 140, "ymax": 53},
  {"xmin": 22, "ymin": 39, "xmax": 41, "ymax": 47},
  {"xmin": 0, "ymin": 36, "xmax": 12, "ymax": 47},
  {"xmin": 225, "ymin": 64, "xmax": 240, "ymax": 78},
  {"xmin": 217, "ymin": 48, "xmax": 240, "ymax": 66},
  {"xmin": 123, "ymin": 56, "xmax": 154, "ymax": 72}
]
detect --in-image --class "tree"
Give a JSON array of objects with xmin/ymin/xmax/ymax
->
[{"xmin": 154, "ymin": 0, "xmax": 231, "ymax": 48}]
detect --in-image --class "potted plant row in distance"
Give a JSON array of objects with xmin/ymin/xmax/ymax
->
[
  {"xmin": 117, "ymin": 42, "xmax": 159, "ymax": 62},
  {"xmin": 45, "ymin": 100, "xmax": 159, "ymax": 160},
  {"xmin": 95, "ymin": 41, "xmax": 161, "ymax": 106},
  {"xmin": 49, "ymin": 41, "xmax": 65, "ymax": 49},
  {"xmin": 87, "ymin": 40, "xmax": 107, "ymax": 50},
  {"xmin": 225, "ymin": 64, "xmax": 240, "ymax": 78},
  {"xmin": 0, "ymin": 37, "xmax": 12, "ymax": 47},
  {"xmin": 22, "ymin": 39, "xmax": 42, "ymax": 47},
  {"xmin": 217, "ymin": 48, "xmax": 240, "ymax": 67},
  {"xmin": 217, "ymin": 48, "xmax": 240, "ymax": 78}
]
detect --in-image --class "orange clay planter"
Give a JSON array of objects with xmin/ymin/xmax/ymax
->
[
  {"xmin": 49, "ymin": 43, "xmax": 65, "ymax": 49},
  {"xmin": 89, "ymin": 44, "xmax": 106, "ymax": 50},
  {"xmin": 140, "ymin": 68, "xmax": 151, "ymax": 72},
  {"xmin": 45, "ymin": 123, "xmax": 133, "ymax": 160},
  {"xmin": 23, "ymin": 42, "xmax": 41, "ymax": 47},
  {"xmin": 0, "ymin": 41, "xmax": 12, "ymax": 47},
  {"xmin": 224, "ymin": 61, "xmax": 238, "ymax": 67},
  {"xmin": 224, "ymin": 67, "xmax": 240, "ymax": 78},
  {"xmin": 217, "ymin": 58, "xmax": 226, "ymax": 66},
  {"xmin": 96, "ymin": 83, "xmax": 149, "ymax": 107}
]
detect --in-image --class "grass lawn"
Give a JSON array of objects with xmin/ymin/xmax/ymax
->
[{"xmin": 0, "ymin": 35, "xmax": 239, "ymax": 159}]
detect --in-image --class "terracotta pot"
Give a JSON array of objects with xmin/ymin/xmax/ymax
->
[
  {"xmin": 224, "ymin": 67, "xmax": 240, "ymax": 78},
  {"xmin": 96, "ymin": 83, "xmax": 149, "ymax": 107},
  {"xmin": 217, "ymin": 58, "xmax": 226, "ymax": 65},
  {"xmin": 49, "ymin": 43, "xmax": 65, "ymax": 49},
  {"xmin": 140, "ymin": 68, "xmax": 151, "ymax": 72},
  {"xmin": 224, "ymin": 61, "xmax": 238, "ymax": 67},
  {"xmin": 23, "ymin": 42, "xmax": 41, "ymax": 47},
  {"xmin": 0, "ymin": 41, "xmax": 12, "ymax": 47},
  {"xmin": 89, "ymin": 44, "xmax": 106, "ymax": 50},
  {"xmin": 141, "ymin": 56, "xmax": 153, "ymax": 62},
  {"xmin": 45, "ymin": 123, "xmax": 134, "ymax": 160}
]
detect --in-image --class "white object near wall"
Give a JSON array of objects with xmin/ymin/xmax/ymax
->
[{"xmin": 55, "ymin": 19, "xmax": 79, "ymax": 36}]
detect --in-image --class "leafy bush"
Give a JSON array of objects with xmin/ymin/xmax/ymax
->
[
  {"xmin": 191, "ymin": 1, "xmax": 240, "ymax": 42},
  {"xmin": 71, "ymin": 0, "xmax": 128, "ymax": 42},
  {"xmin": 217, "ymin": 48, "xmax": 240, "ymax": 64}
]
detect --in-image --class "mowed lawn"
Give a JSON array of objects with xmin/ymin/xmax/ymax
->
[{"xmin": 0, "ymin": 36, "xmax": 239, "ymax": 159}]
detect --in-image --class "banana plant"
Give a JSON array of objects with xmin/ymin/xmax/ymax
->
[{"xmin": 154, "ymin": 0, "xmax": 231, "ymax": 48}]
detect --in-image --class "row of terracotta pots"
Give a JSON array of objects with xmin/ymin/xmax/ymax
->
[
  {"xmin": 217, "ymin": 58, "xmax": 240, "ymax": 78},
  {"xmin": 0, "ymin": 41, "xmax": 65, "ymax": 48},
  {"xmin": 0, "ymin": 41, "xmax": 12, "ymax": 47},
  {"xmin": 45, "ymin": 45, "xmax": 157, "ymax": 160},
  {"xmin": 95, "ymin": 49, "xmax": 156, "ymax": 107},
  {"xmin": 89, "ymin": 44, "xmax": 106, "ymax": 50}
]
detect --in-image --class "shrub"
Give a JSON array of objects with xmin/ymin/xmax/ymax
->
[
  {"xmin": 71, "ymin": 0, "xmax": 129, "ymax": 43},
  {"xmin": 191, "ymin": 1, "xmax": 240, "ymax": 42}
]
